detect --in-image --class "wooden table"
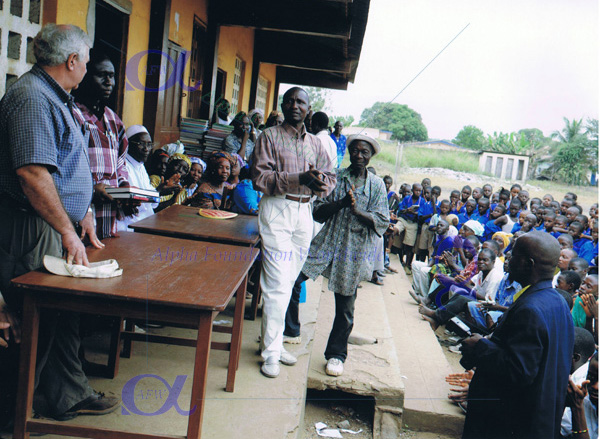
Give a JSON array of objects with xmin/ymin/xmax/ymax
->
[
  {"xmin": 129, "ymin": 204, "xmax": 260, "ymax": 247},
  {"xmin": 129, "ymin": 205, "xmax": 263, "ymax": 320},
  {"xmin": 12, "ymin": 233, "xmax": 258, "ymax": 439}
]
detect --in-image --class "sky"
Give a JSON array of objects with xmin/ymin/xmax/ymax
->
[{"xmin": 281, "ymin": 0, "xmax": 599, "ymax": 141}]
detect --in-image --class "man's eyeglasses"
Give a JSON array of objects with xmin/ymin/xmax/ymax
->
[{"xmin": 130, "ymin": 141, "xmax": 154, "ymax": 149}]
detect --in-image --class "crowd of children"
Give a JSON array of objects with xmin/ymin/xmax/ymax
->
[{"xmin": 381, "ymin": 175, "xmax": 598, "ymax": 438}]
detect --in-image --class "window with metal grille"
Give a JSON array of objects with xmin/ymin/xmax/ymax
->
[
  {"xmin": 256, "ymin": 75, "xmax": 269, "ymax": 115},
  {"xmin": 231, "ymin": 56, "xmax": 244, "ymax": 114},
  {"xmin": 0, "ymin": 0, "xmax": 43, "ymax": 96}
]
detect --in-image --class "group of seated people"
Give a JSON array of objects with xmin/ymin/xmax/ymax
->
[
  {"xmin": 119, "ymin": 106, "xmax": 349, "ymax": 230},
  {"xmin": 386, "ymin": 178, "xmax": 598, "ymax": 437}
]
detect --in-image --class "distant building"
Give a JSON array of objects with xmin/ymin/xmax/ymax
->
[
  {"xmin": 479, "ymin": 151, "xmax": 530, "ymax": 181},
  {"xmin": 343, "ymin": 127, "xmax": 392, "ymax": 140}
]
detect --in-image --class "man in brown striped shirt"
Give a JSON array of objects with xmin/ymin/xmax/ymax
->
[{"xmin": 251, "ymin": 87, "xmax": 336, "ymax": 378}]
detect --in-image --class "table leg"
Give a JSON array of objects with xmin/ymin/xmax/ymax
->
[
  {"xmin": 107, "ymin": 317, "xmax": 123, "ymax": 378},
  {"xmin": 247, "ymin": 261, "xmax": 262, "ymax": 320},
  {"xmin": 14, "ymin": 293, "xmax": 40, "ymax": 439},
  {"xmin": 226, "ymin": 276, "xmax": 246, "ymax": 392},
  {"xmin": 186, "ymin": 312, "xmax": 213, "ymax": 439}
]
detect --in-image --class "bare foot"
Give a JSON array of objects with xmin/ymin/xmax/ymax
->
[
  {"xmin": 418, "ymin": 304, "xmax": 436, "ymax": 318},
  {"xmin": 421, "ymin": 314, "xmax": 439, "ymax": 331},
  {"xmin": 409, "ymin": 290, "xmax": 422, "ymax": 305}
]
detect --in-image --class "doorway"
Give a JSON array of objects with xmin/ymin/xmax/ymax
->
[{"xmin": 94, "ymin": 0, "xmax": 129, "ymax": 116}]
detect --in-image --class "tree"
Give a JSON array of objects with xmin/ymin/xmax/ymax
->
[
  {"xmin": 453, "ymin": 125, "xmax": 486, "ymax": 150},
  {"xmin": 359, "ymin": 102, "xmax": 428, "ymax": 142},
  {"xmin": 328, "ymin": 115, "xmax": 354, "ymax": 128},
  {"xmin": 304, "ymin": 86, "xmax": 330, "ymax": 112},
  {"xmin": 549, "ymin": 117, "xmax": 597, "ymax": 185}
]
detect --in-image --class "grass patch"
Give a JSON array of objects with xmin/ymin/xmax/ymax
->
[{"xmin": 402, "ymin": 147, "xmax": 480, "ymax": 173}]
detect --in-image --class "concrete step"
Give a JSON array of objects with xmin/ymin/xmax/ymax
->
[
  {"xmin": 306, "ymin": 275, "xmax": 405, "ymax": 439},
  {"xmin": 383, "ymin": 262, "xmax": 465, "ymax": 437},
  {"xmin": 34, "ymin": 281, "xmax": 323, "ymax": 439}
]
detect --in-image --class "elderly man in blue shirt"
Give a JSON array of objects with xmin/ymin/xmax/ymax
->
[{"xmin": 0, "ymin": 24, "xmax": 118, "ymax": 427}]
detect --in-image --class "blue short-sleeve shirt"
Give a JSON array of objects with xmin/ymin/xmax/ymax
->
[{"xmin": 0, "ymin": 65, "xmax": 93, "ymax": 222}]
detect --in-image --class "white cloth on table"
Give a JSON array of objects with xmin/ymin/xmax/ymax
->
[
  {"xmin": 43, "ymin": 255, "xmax": 123, "ymax": 278},
  {"xmin": 258, "ymin": 196, "xmax": 313, "ymax": 361}
]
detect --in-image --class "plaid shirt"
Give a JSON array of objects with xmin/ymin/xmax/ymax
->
[
  {"xmin": 0, "ymin": 64, "xmax": 93, "ymax": 222},
  {"xmin": 74, "ymin": 103, "xmax": 129, "ymax": 239}
]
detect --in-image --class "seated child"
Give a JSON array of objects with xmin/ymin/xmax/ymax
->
[
  {"xmin": 231, "ymin": 165, "xmax": 261, "ymax": 215},
  {"xmin": 150, "ymin": 152, "xmax": 191, "ymax": 211},
  {"xmin": 182, "ymin": 157, "xmax": 206, "ymax": 204}
]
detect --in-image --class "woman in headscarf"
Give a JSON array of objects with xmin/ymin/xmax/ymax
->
[
  {"xmin": 183, "ymin": 157, "xmax": 206, "ymax": 198},
  {"xmin": 248, "ymin": 108, "xmax": 264, "ymax": 136},
  {"xmin": 190, "ymin": 152, "xmax": 236, "ymax": 210},
  {"xmin": 150, "ymin": 152, "xmax": 191, "ymax": 212},
  {"xmin": 492, "ymin": 231, "xmax": 512, "ymax": 262}
]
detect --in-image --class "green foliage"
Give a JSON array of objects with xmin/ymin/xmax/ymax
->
[
  {"xmin": 359, "ymin": 102, "xmax": 428, "ymax": 142},
  {"xmin": 328, "ymin": 115, "xmax": 354, "ymax": 128},
  {"xmin": 548, "ymin": 117, "xmax": 598, "ymax": 184},
  {"xmin": 453, "ymin": 125, "xmax": 486, "ymax": 150},
  {"xmin": 304, "ymin": 86, "xmax": 330, "ymax": 112}
]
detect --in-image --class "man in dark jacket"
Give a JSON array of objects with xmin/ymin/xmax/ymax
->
[{"xmin": 460, "ymin": 231, "xmax": 574, "ymax": 439}]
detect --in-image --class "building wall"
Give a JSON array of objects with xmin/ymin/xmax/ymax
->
[
  {"xmin": 217, "ymin": 26, "xmax": 254, "ymax": 115},
  {"xmin": 44, "ymin": 0, "xmax": 89, "ymax": 30},
  {"xmin": 121, "ymin": 0, "xmax": 151, "ymax": 127},
  {"xmin": 168, "ymin": 0, "xmax": 208, "ymax": 120},
  {"xmin": 479, "ymin": 152, "xmax": 530, "ymax": 181}
]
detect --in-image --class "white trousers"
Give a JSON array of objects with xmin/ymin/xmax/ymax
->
[
  {"xmin": 374, "ymin": 236, "xmax": 385, "ymax": 272},
  {"xmin": 411, "ymin": 260, "xmax": 431, "ymax": 297},
  {"xmin": 258, "ymin": 196, "xmax": 313, "ymax": 361}
]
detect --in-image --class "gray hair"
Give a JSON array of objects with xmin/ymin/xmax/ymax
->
[{"xmin": 33, "ymin": 24, "xmax": 92, "ymax": 67}]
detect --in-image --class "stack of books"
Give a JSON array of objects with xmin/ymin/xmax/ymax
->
[
  {"xmin": 180, "ymin": 117, "xmax": 209, "ymax": 155},
  {"xmin": 105, "ymin": 187, "xmax": 160, "ymax": 203},
  {"xmin": 202, "ymin": 123, "xmax": 234, "ymax": 161}
]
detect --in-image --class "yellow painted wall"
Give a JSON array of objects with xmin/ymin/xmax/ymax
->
[
  {"xmin": 169, "ymin": 0, "xmax": 208, "ymax": 118},
  {"xmin": 121, "ymin": 0, "xmax": 151, "ymax": 127},
  {"xmin": 217, "ymin": 26, "xmax": 255, "ymax": 115},
  {"xmin": 44, "ymin": 0, "xmax": 89, "ymax": 31},
  {"xmin": 258, "ymin": 62, "xmax": 277, "ymax": 115}
]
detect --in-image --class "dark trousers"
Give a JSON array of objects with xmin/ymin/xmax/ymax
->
[
  {"xmin": 325, "ymin": 292, "xmax": 357, "ymax": 362},
  {"xmin": 434, "ymin": 294, "xmax": 472, "ymax": 324},
  {"xmin": 284, "ymin": 272, "xmax": 308, "ymax": 337},
  {"xmin": 0, "ymin": 207, "xmax": 93, "ymax": 420}
]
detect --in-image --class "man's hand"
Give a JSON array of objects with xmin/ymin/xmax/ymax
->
[
  {"xmin": 157, "ymin": 174, "xmax": 182, "ymax": 196},
  {"xmin": 121, "ymin": 200, "xmax": 141, "ymax": 217},
  {"xmin": 80, "ymin": 211, "xmax": 104, "ymax": 250},
  {"xmin": 581, "ymin": 293, "xmax": 598, "ymax": 319},
  {"xmin": 299, "ymin": 164, "xmax": 326, "ymax": 191},
  {"xmin": 341, "ymin": 185, "xmax": 356, "ymax": 208},
  {"xmin": 566, "ymin": 378, "xmax": 589, "ymax": 409},
  {"xmin": 0, "ymin": 303, "xmax": 21, "ymax": 347},
  {"xmin": 494, "ymin": 215, "xmax": 508, "ymax": 226},
  {"xmin": 93, "ymin": 183, "xmax": 113, "ymax": 203},
  {"xmin": 461, "ymin": 334, "xmax": 483, "ymax": 351},
  {"xmin": 62, "ymin": 229, "xmax": 89, "ymax": 266}
]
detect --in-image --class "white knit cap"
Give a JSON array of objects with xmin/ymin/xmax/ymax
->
[{"xmin": 125, "ymin": 125, "xmax": 150, "ymax": 140}]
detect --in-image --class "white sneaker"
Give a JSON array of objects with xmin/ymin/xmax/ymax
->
[
  {"xmin": 325, "ymin": 358, "xmax": 344, "ymax": 376},
  {"xmin": 283, "ymin": 335, "xmax": 302, "ymax": 344},
  {"xmin": 280, "ymin": 350, "xmax": 297, "ymax": 366},
  {"xmin": 261, "ymin": 356, "xmax": 280, "ymax": 378}
]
